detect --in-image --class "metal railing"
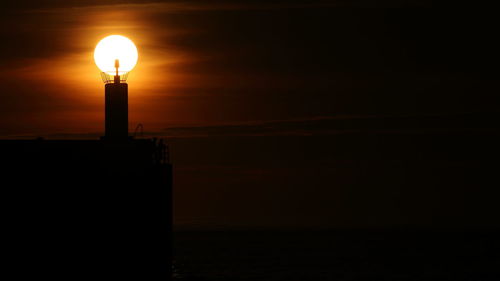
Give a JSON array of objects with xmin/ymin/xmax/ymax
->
[
  {"xmin": 100, "ymin": 72, "xmax": 129, "ymax": 84},
  {"xmin": 152, "ymin": 138, "xmax": 170, "ymax": 164}
]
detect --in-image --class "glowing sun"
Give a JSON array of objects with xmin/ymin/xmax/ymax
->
[{"xmin": 94, "ymin": 35, "xmax": 138, "ymax": 75}]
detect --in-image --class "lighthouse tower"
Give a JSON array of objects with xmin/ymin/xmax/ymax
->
[{"xmin": 103, "ymin": 59, "xmax": 129, "ymax": 140}]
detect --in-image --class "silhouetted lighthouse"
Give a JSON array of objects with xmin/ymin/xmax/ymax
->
[
  {"xmin": 0, "ymin": 58, "xmax": 173, "ymax": 279},
  {"xmin": 104, "ymin": 59, "xmax": 129, "ymax": 140}
]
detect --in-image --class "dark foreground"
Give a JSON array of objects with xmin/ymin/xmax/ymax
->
[
  {"xmin": 0, "ymin": 139, "xmax": 172, "ymax": 280},
  {"xmin": 174, "ymin": 230, "xmax": 499, "ymax": 281}
]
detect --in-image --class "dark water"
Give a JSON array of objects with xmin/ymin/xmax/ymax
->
[{"xmin": 173, "ymin": 230, "xmax": 499, "ymax": 281}]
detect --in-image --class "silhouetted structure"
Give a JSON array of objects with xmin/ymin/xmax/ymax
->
[
  {"xmin": 103, "ymin": 59, "xmax": 129, "ymax": 140},
  {"xmin": 0, "ymin": 138, "xmax": 172, "ymax": 280},
  {"xmin": 105, "ymin": 82, "xmax": 128, "ymax": 139},
  {"xmin": 0, "ymin": 60, "xmax": 172, "ymax": 279}
]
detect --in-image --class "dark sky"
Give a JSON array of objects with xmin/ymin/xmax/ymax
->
[{"xmin": 1, "ymin": 1, "xmax": 499, "ymax": 229}]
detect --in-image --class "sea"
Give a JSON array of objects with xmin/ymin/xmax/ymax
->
[{"xmin": 173, "ymin": 230, "xmax": 499, "ymax": 281}]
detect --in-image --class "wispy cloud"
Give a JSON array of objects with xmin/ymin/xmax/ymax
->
[
  {"xmin": 2, "ymin": 112, "xmax": 491, "ymax": 140},
  {"xmin": 9, "ymin": 1, "xmax": 363, "ymax": 14},
  {"xmin": 159, "ymin": 113, "xmax": 498, "ymax": 138}
]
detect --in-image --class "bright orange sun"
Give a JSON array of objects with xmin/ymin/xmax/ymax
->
[{"xmin": 94, "ymin": 35, "xmax": 138, "ymax": 75}]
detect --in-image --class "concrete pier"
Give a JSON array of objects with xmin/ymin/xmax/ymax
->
[{"xmin": 0, "ymin": 138, "xmax": 172, "ymax": 280}]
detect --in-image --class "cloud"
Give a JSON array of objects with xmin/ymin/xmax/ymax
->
[
  {"xmin": 3, "ymin": 0, "xmax": 437, "ymax": 12},
  {"xmin": 154, "ymin": 113, "xmax": 498, "ymax": 138},
  {"xmin": 2, "ymin": 112, "xmax": 493, "ymax": 140}
]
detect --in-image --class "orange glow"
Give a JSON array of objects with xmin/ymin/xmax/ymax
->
[{"xmin": 0, "ymin": 3, "xmax": 224, "ymax": 136}]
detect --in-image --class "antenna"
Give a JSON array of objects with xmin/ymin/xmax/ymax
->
[{"xmin": 114, "ymin": 59, "xmax": 120, "ymax": 84}]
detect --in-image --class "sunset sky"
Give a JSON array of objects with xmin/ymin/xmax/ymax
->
[
  {"xmin": 1, "ymin": 1, "xmax": 498, "ymax": 229},
  {"xmin": 1, "ymin": 1, "xmax": 497, "ymax": 137}
]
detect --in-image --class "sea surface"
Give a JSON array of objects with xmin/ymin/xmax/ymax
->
[{"xmin": 173, "ymin": 230, "xmax": 499, "ymax": 281}]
